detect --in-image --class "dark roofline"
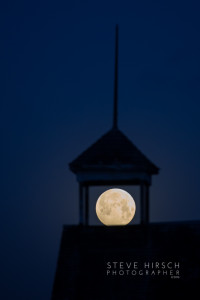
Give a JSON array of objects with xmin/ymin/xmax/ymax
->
[{"xmin": 69, "ymin": 128, "xmax": 159, "ymax": 175}]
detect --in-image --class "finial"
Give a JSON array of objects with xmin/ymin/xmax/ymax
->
[{"xmin": 113, "ymin": 24, "xmax": 118, "ymax": 129}]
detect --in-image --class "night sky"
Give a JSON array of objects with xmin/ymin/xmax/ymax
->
[{"xmin": 1, "ymin": 0, "xmax": 200, "ymax": 299}]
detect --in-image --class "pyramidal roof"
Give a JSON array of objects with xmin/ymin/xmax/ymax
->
[
  {"xmin": 69, "ymin": 25, "xmax": 159, "ymax": 176},
  {"xmin": 69, "ymin": 127, "xmax": 159, "ymax": 174}
]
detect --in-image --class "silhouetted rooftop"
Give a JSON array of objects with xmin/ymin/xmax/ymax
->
[
  {"xmin": 52, "ymin": 221, "xmax": 200, "ymax": 300},
  {"xmin": 69, "ymin": 128, "xmax": 159, "ymax": 174}
]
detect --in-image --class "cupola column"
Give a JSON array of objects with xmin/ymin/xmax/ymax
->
[{"xmin": 140, "ymin": 183, "xmax": 150, "ymax": 225}]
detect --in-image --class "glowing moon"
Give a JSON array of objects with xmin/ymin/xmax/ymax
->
[{"xmin": 96, "ymin": 188, "xmax": 136, "ymax": 226}]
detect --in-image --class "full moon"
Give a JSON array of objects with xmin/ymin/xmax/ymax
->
[{"xmin": 96, "ymin": 188, "xmax": 136, "ymax": 226}]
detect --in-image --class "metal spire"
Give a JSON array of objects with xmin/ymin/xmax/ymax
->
[{"xmin": 113, "ymin": 24, "xmax": 119, "ymax": 129}]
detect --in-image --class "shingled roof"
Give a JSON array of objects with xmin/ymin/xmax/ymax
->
[{"xmin": 69, "ymin": 128, "xmax": 159, "ymax": 174}]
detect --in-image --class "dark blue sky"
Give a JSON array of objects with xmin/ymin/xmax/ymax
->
[{"xmin": 1, "ymin": 0, "xmax": 200, "ymax": 299}]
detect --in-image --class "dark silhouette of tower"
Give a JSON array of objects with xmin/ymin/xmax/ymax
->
[
  {"xmin": 51, "ymin": 26, "xmax": 200, "ymax": 300},
  {"xmin": 69, "ymin": 25, "xmax": 159, "ymax": 226}
]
